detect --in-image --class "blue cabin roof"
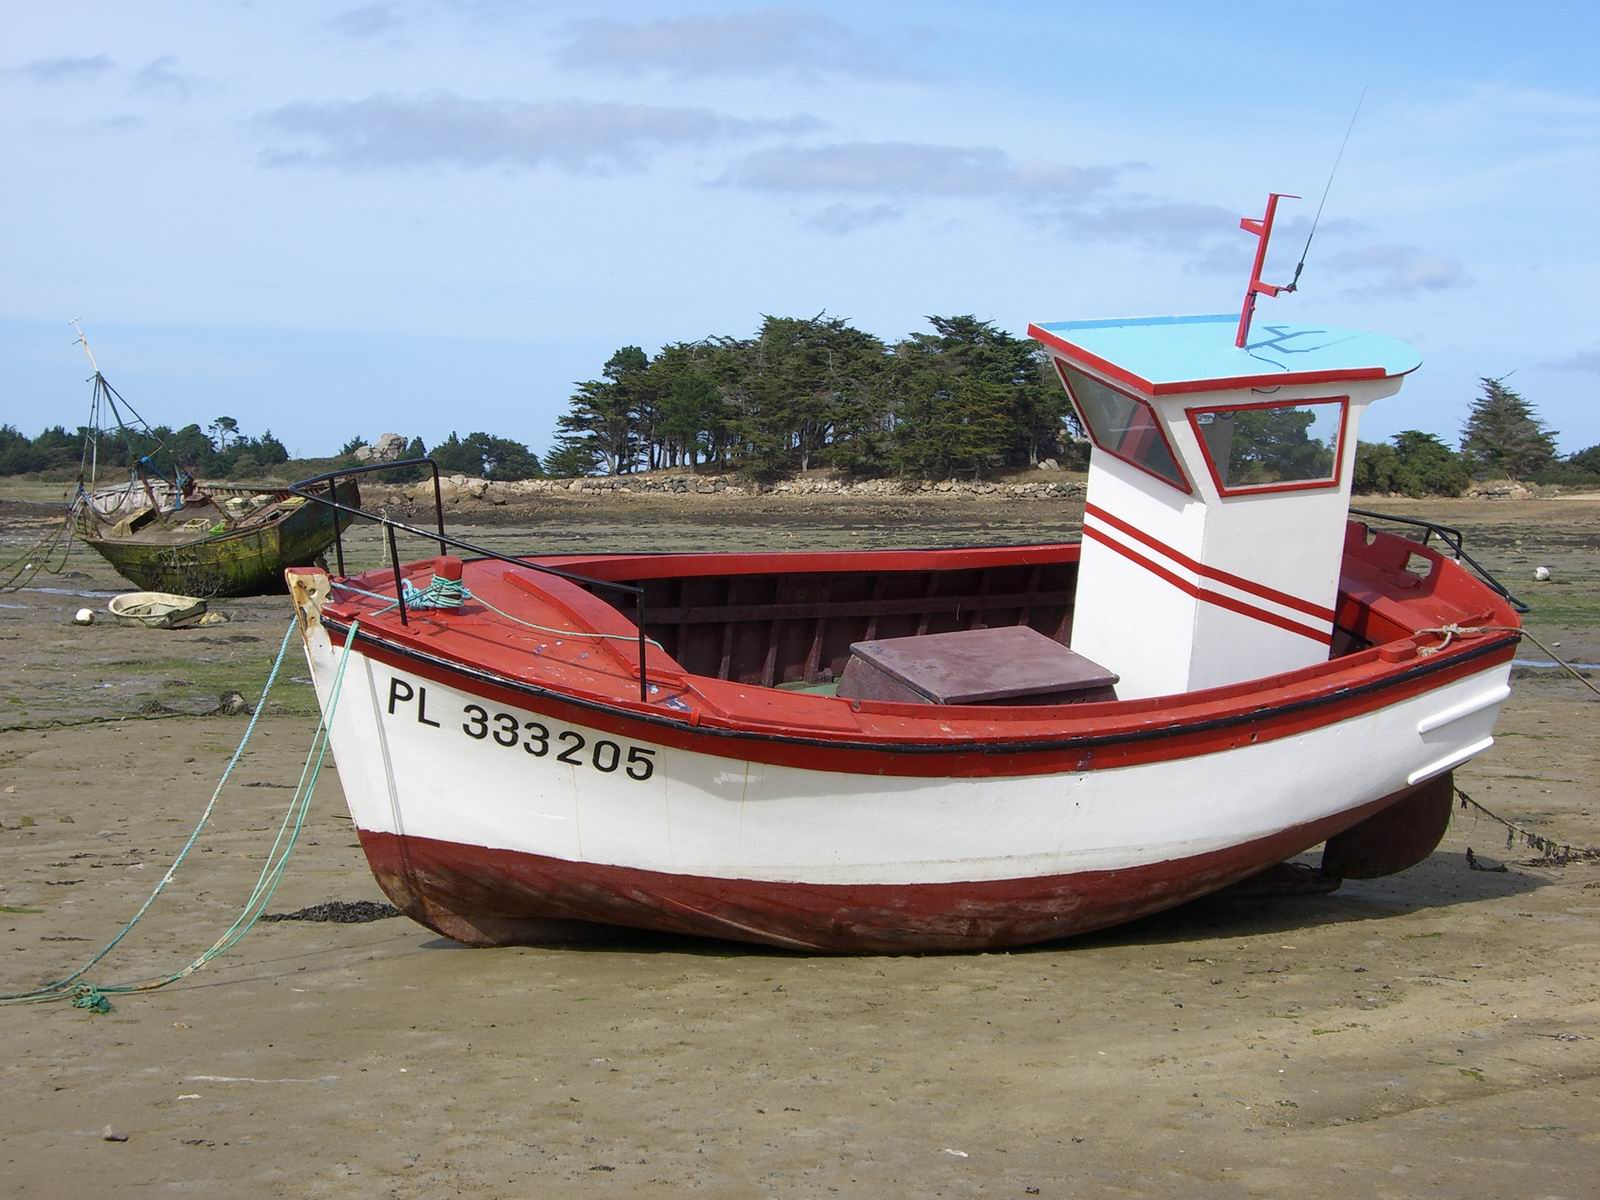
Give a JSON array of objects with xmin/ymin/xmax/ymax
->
[{"xmin": 1027, "ymin": 313, "xmax": 1422, "ymax": 396}]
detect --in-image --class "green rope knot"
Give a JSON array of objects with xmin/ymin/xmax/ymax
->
[
  {"xmin": 402, "ymin": 575, "xmax": 469, "ymax": 610},
  {"xmin": 70, "ymin": 984, "xmax": 111, "ymax": 1014}
]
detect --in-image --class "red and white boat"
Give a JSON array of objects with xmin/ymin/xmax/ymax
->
[{"xmin": 286, "ymin": 199, "xmax": 1523, "ymax": 952}]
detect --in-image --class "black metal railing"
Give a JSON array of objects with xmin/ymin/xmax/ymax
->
[
  {"xmin": 287, "ymin": 459, "xmax": 652, "ymax": 701},
  {"xmin": 1350, "ymin": 506, "xmax": 1529, "ymax": 614}
]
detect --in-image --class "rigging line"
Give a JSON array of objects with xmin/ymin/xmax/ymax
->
[{"xmin": 1287, "ymin": 86, "xmax": 1366, "ymax": 293}]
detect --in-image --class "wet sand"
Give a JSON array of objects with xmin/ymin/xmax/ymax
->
[{"xmin": 2, "ymin": 489, "xmax": 1597, "ymax": 1197}]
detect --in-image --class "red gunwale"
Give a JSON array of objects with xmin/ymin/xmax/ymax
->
[
  {"xmin": 1050, "ymin": 359, "xmax": 1193, "ymax": 495},
  {"xmin": 1027, "ymin": 323, "xmax": 1408, "ymax": 396},
  {"xmin": 1184, "ymin": 396, "xmax": 1351, "ymax": 497},
  {"xmin": 315, "ymin": 527, "xmax": 1520, "ymax": 779}
]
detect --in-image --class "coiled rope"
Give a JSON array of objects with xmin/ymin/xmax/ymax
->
[{"xmin": 0, "ymin": 617, "xmax": 360, "ymax": 1013}]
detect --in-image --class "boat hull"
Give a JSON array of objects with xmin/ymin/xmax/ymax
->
[
  {"xmin": 301, "ymin": 622, "xmax": 1511, "ymax": 952},
  {"xmin": 82, "ymin": 480, "xmax": 360, "ymax": 596}
]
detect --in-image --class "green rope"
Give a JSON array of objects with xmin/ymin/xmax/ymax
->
[
  {"xmin": 0, "ymin": 499, "xmax": 80, "ymax": 592},
  {"xmin": 329, "ymin": 576, "xmax": 660, "ymax": 647},
  {"xmin": 404, "ymin": 575, "xmax": 467, "ymax": 609},
  {"xmin": 0, "ymin": 617, "xmax": 360, "ymax": 1012}
]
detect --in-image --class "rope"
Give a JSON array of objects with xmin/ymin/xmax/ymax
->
[
  {"xmin": 1415, "ymin": 623, "xmax": 1599, "ymax": 698},
  {"xmin": 329, "ymin": 576, "xmax": 661, "ymax": 647},
  {"xmin": 1455, "ymin": 785, "xmax": 1600, "ymax": 865},
  {"xmin": 0, "ymin": 618, "xmax": 361, "ymax": 1012},
  {"xmin": 0, "ymin": 497, "xmax": 82, "ymax": 592}
]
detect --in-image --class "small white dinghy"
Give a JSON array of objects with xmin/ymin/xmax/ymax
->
[{"xmin": 108, "ymin": 591, "xmax": 209, "ymax": 630}]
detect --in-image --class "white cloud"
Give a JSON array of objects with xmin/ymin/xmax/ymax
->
[
  {"xmin": 723, "ymin": 142, "xmax": 1117, "ymax": 201},
  {"xmin": 802, "ymin": 202, "xmax": 904, "ymax": 235},
  {"xmin": 556, "ymin": 11, "xmax": 917, "ymax": 81},
  {"xmin": 132, "ymin": 55, "xmax": 203, "ymax": 101},
  {"xmin": 259, "ymin": 92, "xmax": 821, "ymax": 173},
  {"xmin": 324, "ymin": 4, "xmax": 407, "ymax": 41},
  {"xmin": 1546, "ymin": 350, "xmax": 1600, "ymax": 373},
  {"xmin": 1331, "ymin": 243, "xmax": 1466, "ymax": 295},
  {"xmin": 20, "ymin": 54, "xmax": 114, "ymax": 84}
]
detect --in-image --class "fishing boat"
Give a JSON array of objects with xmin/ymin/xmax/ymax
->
[
  {"xmin": 285, "ymin": 197, "xmax": 1524, "ymax": 952},
  {"xmin": 66, "ymin": 327, "xmax": 360, "ymax": 597}
]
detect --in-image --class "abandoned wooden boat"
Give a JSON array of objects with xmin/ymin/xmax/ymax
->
[
  {"xmin": 285, "ymin": 199, "xmax": 1524, "ymax": 952},
  {"xmin": 65, "ymin": 328, "xmax": 360, "ymax": 596},
  {"xmin": 107, "ymin": 590, "xmax": 208, "ymax": 629},
  {"xmin": 79, "ymin": 478, "xmax": 361, "ymax": 596}
]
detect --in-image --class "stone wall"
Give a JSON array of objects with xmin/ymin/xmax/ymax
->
[{"xmin": 416, "ymin": 473, "xmax": 1087, "ymax": 506}]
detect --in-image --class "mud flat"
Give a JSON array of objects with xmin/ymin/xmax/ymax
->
[{"xmin": 1, "ymin": 487, "xmax": 1596, "ymax": 1197}]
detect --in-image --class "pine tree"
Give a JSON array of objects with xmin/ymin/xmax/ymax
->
[{"xmin": 1460, "ymin": 378, "xmax": 1558, "ymax": 479}]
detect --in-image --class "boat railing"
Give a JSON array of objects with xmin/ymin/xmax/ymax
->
[
  {"xmin": 287, "ymin": 458, "xmax": 654, "ymax": 701},
  {"xmin": 1349, "ymin": 506, "xmax": 1529, "ymax": 614}
]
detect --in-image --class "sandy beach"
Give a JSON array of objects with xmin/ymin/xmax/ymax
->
[{"xmin": 2, "ymin": 488, "xmax": 1596, "ymax": 1198}]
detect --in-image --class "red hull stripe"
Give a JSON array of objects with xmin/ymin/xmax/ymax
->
[
  {"xmin": 332, "ymin": 623, "xmax": 1513, "ymax": 779},
  {"xmin": 357, "ymin": 784, "xmax": 1406, "ymax": 953},
  {"xmin": 1081, "ymin": 523, "xmax": 1333, "ymax": 645},
  {"xmin": 1084, "ymin": 502, "xmax": 1336, "ymax": 622},
  {"xmin": 1027, "ymin": 324, "xmax": 1398, "ymax": 396}
]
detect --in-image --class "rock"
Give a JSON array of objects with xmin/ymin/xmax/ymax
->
[
  {"xmin": 370, "ymin": 432, "xmax": 407, "ymax": 461},
  {"xmin": 1038, "ymin": 458, "xmax": 1059, "ymax": 471},
  {"xmin": 214, "ymin": 691, "xmax": 253, "ymax": 717},
  {"xmin": 1535, "ymin": 566, "xmax": 1551, "ymax": 581},
  {"xmin": 101, "ymin": 1126, "xmax": 128, "ymax": 1142}
]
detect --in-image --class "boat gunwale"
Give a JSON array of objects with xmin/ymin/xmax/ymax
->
[{"xmin": 316, "ymin": 612, "xmax": 1517, "ymax": 761}]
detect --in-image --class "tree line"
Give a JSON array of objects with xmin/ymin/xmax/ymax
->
[
  {"xmin": 3, "ymin": 320, "xmax": 1593, "ymax": 496},
  {"xmin": 542, "ymin": 314, "xmax": 1075, "ymax": 481},
  {"xmin": 0, "ymin": 416, "xmax": 289, "ymax": 479}
]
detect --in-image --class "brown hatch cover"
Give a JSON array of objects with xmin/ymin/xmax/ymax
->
[{"xmin": 837, "ymin": 625, "xmax": 1118, "ymax": 706}]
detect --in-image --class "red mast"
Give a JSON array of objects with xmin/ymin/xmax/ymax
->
[{"xmin": 1234, "ymin": 192, "xmax": 1299, "ymax": 348}]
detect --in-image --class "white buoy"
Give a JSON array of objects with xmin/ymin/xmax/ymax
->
[
  {"xmin": 1534, "ymin": 566, "xmax": 1551, "ymax": 581},
  {"xmin": 74, "ymin": 608, "xmax": 95, "ymax": 625}
]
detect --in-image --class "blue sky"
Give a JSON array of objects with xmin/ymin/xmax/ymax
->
[{"xmin": 4, "ymin": 1, "xmax": 1596, "ymax": 459}]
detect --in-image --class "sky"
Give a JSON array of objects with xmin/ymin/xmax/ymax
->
[{"xmin": 3, "ymin": 1, "xmax": 1596, "ymax": 460}]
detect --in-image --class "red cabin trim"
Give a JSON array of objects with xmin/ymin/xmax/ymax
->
[
  {"xmin": 1051, "ymin": 359, "xmax": 1193, "ymax": 495},
  {"xmin": 1028, "ymin": 323, "xmax": 1397, "ymax": 396},
  {"xmin": 1184, "ymin": 396, "xmax": 1351, "ymax": 497}
]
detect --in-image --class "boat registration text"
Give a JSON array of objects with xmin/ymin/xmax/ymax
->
[{"xmin": 385, "ymin": 676, "xmax": 656, "ymax": 781}]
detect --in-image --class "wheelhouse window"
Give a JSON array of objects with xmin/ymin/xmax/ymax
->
[
  {"xmin": 1052, "ymin": 361, "xmax": 1190, "ymax": 493},
  {"xmin": 1186, "ymin": 397, "xmax": 1348, "ymax": 496}
]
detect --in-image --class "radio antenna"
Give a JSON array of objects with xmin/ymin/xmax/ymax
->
[{"xmin": 1285, "ymin": 86, "xmax": 1366, "ymax": 293}]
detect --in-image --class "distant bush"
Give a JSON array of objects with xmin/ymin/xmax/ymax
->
[{"xmin": 1353, "ymin": 431, "xmax": 1472, "ymax": 497}]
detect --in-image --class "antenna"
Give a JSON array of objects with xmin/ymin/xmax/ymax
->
[
  {"xmin": 1233, "ymin": 91, "xmax": 1367, "ymax": 348},
  {"xmin": 70, "ymin": 318, "xmax": 101, "ymax": 376},
  {"xmin": 1286, "ymin": 87, "xmax": 1367, "ymax": 294}
]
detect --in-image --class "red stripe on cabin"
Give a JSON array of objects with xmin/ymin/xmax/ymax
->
[
  {"xmin": 1084, "ymin": 501, "xmax": 1336, "ymax": 622},
  {"xmin": 1080, "ymin": 523, "xmax": 1333, "ymax": 645}
]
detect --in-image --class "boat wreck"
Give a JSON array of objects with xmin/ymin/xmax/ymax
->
[
  {"xmin": 65, "ymin": 327, "xmax": 360, "ymax": 596},
  {"xmin": 285, "ymin": 199, "xmax": 1524, "ymax": 952}
]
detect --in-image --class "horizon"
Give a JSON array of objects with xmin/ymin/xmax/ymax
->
[{"xmin": 4, "ymin": 2, "xmax": 1596, "ymax": 460}]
